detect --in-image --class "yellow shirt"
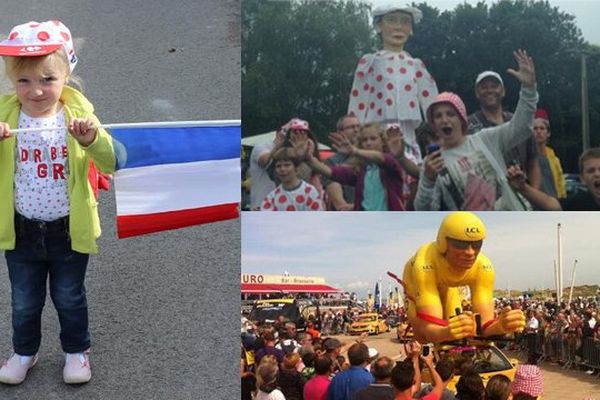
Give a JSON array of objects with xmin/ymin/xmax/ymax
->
[{"xmin": 402, "ymin": 242, "xmax": 495, "ymax": 320}]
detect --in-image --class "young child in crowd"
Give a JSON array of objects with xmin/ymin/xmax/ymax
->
[
  {"xmin": 304, "ymin": 122, "xmax": 405, "ymax": 211},
  {"xmin": 261, "ymin": 147, "xmax": 323, "ymax": 211},
  {"xmin": 0, "ymin": 20, "xmax": 120, "ymax": 385},
  {"xmin": 508, "ymin": 147, "xmax": 600, "ymax": 210}
]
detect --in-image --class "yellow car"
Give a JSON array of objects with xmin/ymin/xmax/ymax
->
[
  {"xmin": 347, "ymin": 313, "xmax": 388, "ymax": 335},
  {"xmin": 422, "ymin": 340, "xmax": 518, "ymax": 390}
]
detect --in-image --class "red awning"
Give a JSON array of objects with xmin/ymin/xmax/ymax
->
[{"xmin": 241, "ymin": 283, "xmax": 341, "ymax": 294}]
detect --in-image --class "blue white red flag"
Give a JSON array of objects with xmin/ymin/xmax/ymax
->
[{"xmin": 109, "ymin": 120, "xmax": 240, "ymax": 238}]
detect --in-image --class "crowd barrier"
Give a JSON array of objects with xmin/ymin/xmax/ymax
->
[{"xmin": 581, "ymin": 337, "xmax": 600, "ymax": 370}]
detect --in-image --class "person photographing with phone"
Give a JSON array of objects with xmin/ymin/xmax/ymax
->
[
  {"xmin": 390, "ymin": 340, "xmax": 444, "ymax": 400},
  {"xmin": 414, "ymin": 50, "xmax": 538, "ymax": 211}
]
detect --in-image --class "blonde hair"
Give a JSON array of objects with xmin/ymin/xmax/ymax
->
[
  {"xmin": 349, "ymin": 122, "xmax": 389, "ymax": 173},
  {"xmin": 256, "ymin": 362, "xmax": 279, "ymax": 392},
  {"xmin": 3, "ymin": 50, "xmax": 82, "ymax": 90}
]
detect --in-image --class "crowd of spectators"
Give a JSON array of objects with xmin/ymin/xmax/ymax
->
[
  {"xmin": 241, "ymin": 315, "xmax": 557, "ymax": 400},
  {"xmin": 494, "ymin": 295, "xmax": 600, "ymax": 378},
  {"xmin": 242, "ymin": 4, "xmax": 598, "ymax": 212},
  {"xmin": 244, "ymin": 106, "xmax": 599, "ymax": 212},
  {"xmin": 241, "ymin": 294, "xmax": 600, "ymax": 400}
]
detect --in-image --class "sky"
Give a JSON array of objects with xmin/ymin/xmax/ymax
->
[
  {"xmin": 370, "ymin": 0, "xmax": 600, "ymax": 46},
  {"xmin": 241, "ymin": 212, "xmax": 600, "ymax": 296}
]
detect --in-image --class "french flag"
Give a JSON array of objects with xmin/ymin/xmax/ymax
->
[{"xmin": 109, "ymin": 120, "xmax": 240, "ymax": 238}]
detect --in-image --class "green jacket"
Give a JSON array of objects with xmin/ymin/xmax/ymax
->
[{"xmin": 0, "ymin": 86, "xmax": 116, "ymax": 254}]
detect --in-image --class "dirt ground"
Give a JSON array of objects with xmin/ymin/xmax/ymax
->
[{"xmin": 331, "ymin": 331, "xmax": 600, "ymax": 399}]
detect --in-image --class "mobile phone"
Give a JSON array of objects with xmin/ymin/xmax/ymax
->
[
  {"xmin": 421, "ymin": 344, "xmax": 430, "ymax": 357},
  {"xmin": 427, "ymin": 143, "xmax": 440, "ymax": 154}
]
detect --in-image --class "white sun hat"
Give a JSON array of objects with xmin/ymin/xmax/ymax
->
[{"xmin": 373, "ymin": 4, "xmax": 423, "ymax": 24}]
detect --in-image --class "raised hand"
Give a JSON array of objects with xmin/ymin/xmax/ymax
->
[
  {"xmin": 507, "ymin": 49, "xmax": 536, "ymax": 88},
  {"xmin": 290, "ymin": 133, "xmax": 309, "ymax": 159},
  {"xmin": 305, "ymin": 138, "xmax": 315, "ymax": 161},
  {"xmin": 329, "ymin": 131, "xmax": 355, "ymax": 155},
  {"xmin": 387, "ymin": 125, "xmax": 405, "ymax": 157}
]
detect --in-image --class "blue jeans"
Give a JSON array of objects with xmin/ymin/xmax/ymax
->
[{"xmin": 5, "ymin": 213, "xmax": 90, "ymax": 355}]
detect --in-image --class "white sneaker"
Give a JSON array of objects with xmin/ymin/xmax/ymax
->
[
  {"xmin": 0, "ymin": 353, "xmax": 38, "ymax": 385},
  {"xmin": 63, "ymin": 351, "xmax": 91, "ymax": 384},
  {"xmin": 585, "ymin": 369, "xmax": 595, "ymax": 375}
]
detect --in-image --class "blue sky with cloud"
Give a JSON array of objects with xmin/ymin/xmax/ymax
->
[{"xmin": 242, "ymin": 212, "xmax": 600, "ymax": 296}]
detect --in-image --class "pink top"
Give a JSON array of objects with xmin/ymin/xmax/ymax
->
[{"xmin": 303, "ymin": 374, "xmax": 330, "ymax": 400}]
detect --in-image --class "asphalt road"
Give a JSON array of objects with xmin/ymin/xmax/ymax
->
[{"xmin": 0, "ymin": 1, "xmax": 240, "ymax": 399}]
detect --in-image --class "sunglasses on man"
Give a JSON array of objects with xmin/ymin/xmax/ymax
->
[{"xmin": 447, "ymin": 238, "xmax": 483, "ymax": 250}]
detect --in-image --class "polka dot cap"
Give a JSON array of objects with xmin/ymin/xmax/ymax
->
[
  {"xmin": 287, "ymin": 118, "xmax": 310, "ymax": 132},
  {"xmin": 0, "ymin": 20, "xmax": 77, "ymax": 72}
]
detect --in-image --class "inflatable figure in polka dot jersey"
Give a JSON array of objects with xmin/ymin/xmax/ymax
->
[{"xmin": 348, "ymin": 4, "xmax": 438, "ymax": 163}]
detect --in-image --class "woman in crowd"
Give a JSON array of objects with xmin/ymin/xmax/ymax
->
[
  {"xmin": 256, "ymin": 356, "xmax": 286, "ymax": 400},
  {"xmin": 414, "ymin": 50, "xmax": 537, "ymax": 211}
]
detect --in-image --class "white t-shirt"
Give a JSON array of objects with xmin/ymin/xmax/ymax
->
[
  {"xmin": 255, "ymin": 389, "xmax": 285, "ymax": 400},
  {"xmin": 14, "ymin": 110, "xmax": 70, "ymax": 221}
]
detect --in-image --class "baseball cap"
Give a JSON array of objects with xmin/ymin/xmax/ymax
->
[
  {"xmin": 475, "ymin": 71, "xmax": 503, "ymax": 87},
  {"xmin": 372, "ymin": 4, "xmax": 423, "ymax": 24},
  {"xmin": 0, "ymin": 20, "xmax": 77, "ymax": 72}
]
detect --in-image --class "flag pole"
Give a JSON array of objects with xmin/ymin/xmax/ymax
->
[{"xmin": 11, "ymin": 119, "xmax": 241, "ymax": 134}]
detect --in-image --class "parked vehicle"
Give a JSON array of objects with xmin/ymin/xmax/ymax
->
[
  {"xmin": 249, "ymin": 298, "xmax": 306, "ymax": 330},
  {"xmin": 347, "ymin": 313, "xmax": 388, "ymax": 335}
]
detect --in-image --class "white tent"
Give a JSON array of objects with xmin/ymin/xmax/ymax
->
[{"xmin": 242, "ymin": 131, "xmax": 331, "ymax": 150}]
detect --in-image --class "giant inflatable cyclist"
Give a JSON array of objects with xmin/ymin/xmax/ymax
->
[{"xmin": 393, "ymin": 212, "xmax": 525, "ymax": 343}]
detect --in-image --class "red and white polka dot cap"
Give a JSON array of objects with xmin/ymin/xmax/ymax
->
[
  {"xmin": 287, "ymin": 118, "xmax": 310, "ymax": 132},
  {"xmin": 0, "ymin": 20, "xmax": 77, "ymax": 72}
]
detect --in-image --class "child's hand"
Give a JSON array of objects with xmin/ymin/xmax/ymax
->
[
  {"xmin": 69, "ymin": 118, "xmax": 97, "ymax": 147},
  {"xmin": 274, "ymin": 129, "xmax": 286, "ymax": 148},
  {"xmin": 0, "ymin": 122, "xmax": 12, "ymax": 140},
  {"xmin": 305, "ymin": 139, "xmax": 315, "ymax": 161},
  {"xmin": 506, "ymin": 164, "xmax": 526, "ymax": 191},
  {"xmin": 507, "ymin": 49, "xmax": 536, "ymax": 88},
  {"xmin": 387, "ymin": 126, "xmax": 405, "ymax": 157},
  {"xmin": 330, "ymin": 132, "xmax": 355, "ymax": 155}
]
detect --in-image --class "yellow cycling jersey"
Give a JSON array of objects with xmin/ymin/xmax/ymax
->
[{"xmin": 402, "ymin": 241, "xmax": 495, "ymax": 320}]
